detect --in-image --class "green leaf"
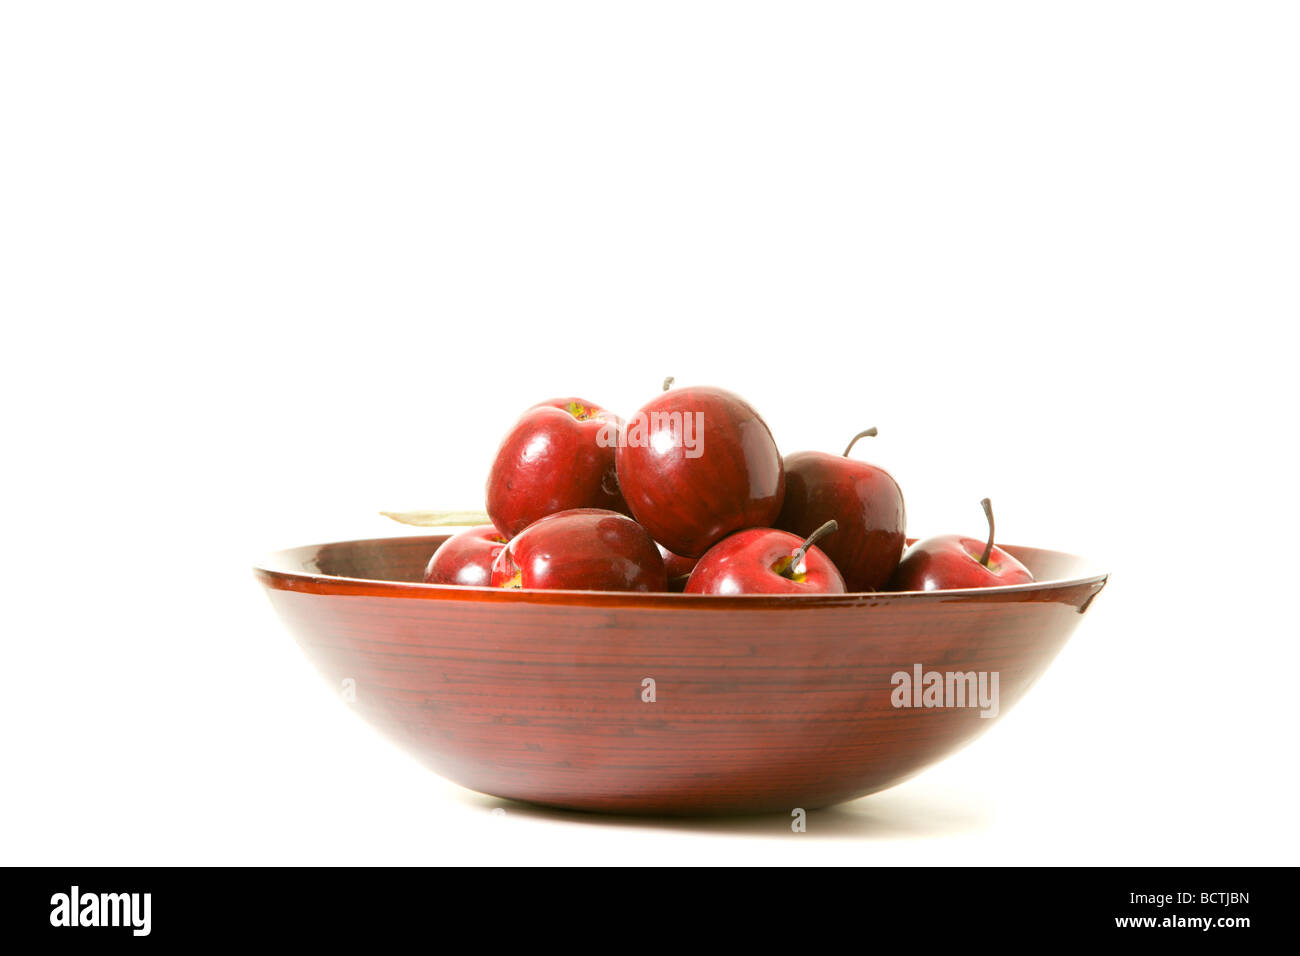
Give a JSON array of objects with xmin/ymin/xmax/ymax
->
[{"xmin": 380, "ymin": 510, "xmax": 492, "ymax": 527}]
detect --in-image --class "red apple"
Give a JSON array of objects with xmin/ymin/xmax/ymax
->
[
  {"xmin": 775, "ymin": 427, "xmax": 906, "ymax": 592},
  {"xmin": 485, "ymin": 398, "xmax": 628, "ymax": 539},
  {"xmin": 657, "ymin": 544, "xmax": 699, "ymax": 593},
  {"xmin": 423, "ymin": 524, "xmax": 507, "ymax": 587},
  {"xmin": 889, "ymin": 498, "xmax": 1034, "ymax": 591},
  {"xmin": 491, "ymin": 508, "xmax": 667, "ymax": 592},
  {"xmin": 615, "ymin": 384, "xmax": 784, "ymax": 557},
  {"xmin": 685, "ymin": 521, "xmax": 846, "ymax": 595}
]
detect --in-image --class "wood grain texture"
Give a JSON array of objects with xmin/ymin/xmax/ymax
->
[{"xmin": 255, "ymin": 536, "xmax": 1107, "ymax": 814}]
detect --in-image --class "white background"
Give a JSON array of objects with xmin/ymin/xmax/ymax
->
[{"xmin": 2, "ymin": 2, "xmax": 1297, "ymax": 865}]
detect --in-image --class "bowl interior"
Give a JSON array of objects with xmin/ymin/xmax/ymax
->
[{"xmin": 258, "ymin": 533, "xmax": 1103, "ymax": 595}]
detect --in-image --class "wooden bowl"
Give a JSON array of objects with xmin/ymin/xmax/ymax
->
[{"xmin": 255, "ymin": 535, "xmax": 1107, "ymax": 815}]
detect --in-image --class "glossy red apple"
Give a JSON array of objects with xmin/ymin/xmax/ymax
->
[
  {"xmin": 775, "ymin": 427, "xmax": 906, "ymax": 592},
  {"xmin": 615, "ymin": 384, "xmax": 784, "ymax": 558},
  {"xmin": 685, "ymin": 521, "xmax": 846, "ymax": 595},
  {"xmin": 491, "ymin": 508, "xmax": 667, "ymax": 592},
  {"xmin": 423, "ymin": 524, "xmax": 507, "ymax": 587},
  {"xmin": 486, "ymin": 398, "xmax": 628, "ymax": 540},
  {"xmin": 889, "ymin": 498, "xmax": 1034, "ymax": 591},
  {"xmin": 657, "ymin": 544, "xmax": 699, "ymax": 593}
]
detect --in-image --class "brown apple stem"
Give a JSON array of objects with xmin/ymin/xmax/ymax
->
[
  {"xmin": 662, "ymin": 376, "xmax": 675, "ymax": 391},
  {"xmin": 978, "ymin": 498, "xmax": 995, "ymax": 567},
  {"xmin": 783, "ymin": 520, "xmax": 838, "ymax": 577},
  {"xmin": 842, "ymin": 427, "xmax": 878, "ymax": 457}
]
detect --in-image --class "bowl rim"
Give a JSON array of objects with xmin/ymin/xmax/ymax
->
[{"xmin": 254, "ymin": 533, "xmax": 1109, "ymax": 609}]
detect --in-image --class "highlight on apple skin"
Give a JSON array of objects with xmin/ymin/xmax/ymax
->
[{"xmin": 491, "ymin": 508, "xmax": 668, "ymax": 592}]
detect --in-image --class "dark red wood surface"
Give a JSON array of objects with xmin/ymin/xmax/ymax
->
[{"xmin": 255, "ymin": 536, "xmax": 1107, "ymax": 814}]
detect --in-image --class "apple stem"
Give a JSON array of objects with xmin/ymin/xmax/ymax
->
[
  {"xmin": 662, "ymin": 376, "xmax": 675, "ymax": 391},
  {"xmin": 978, "ymin": 497, "xmax": 995, "ymax": 567},
  {"xmin": 784, "ymin": 520, "xmax": 838, "ymax": 577},
  {"xmin": 842, "ymin": 427, "xmax": 879, "ymax": 457}
]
